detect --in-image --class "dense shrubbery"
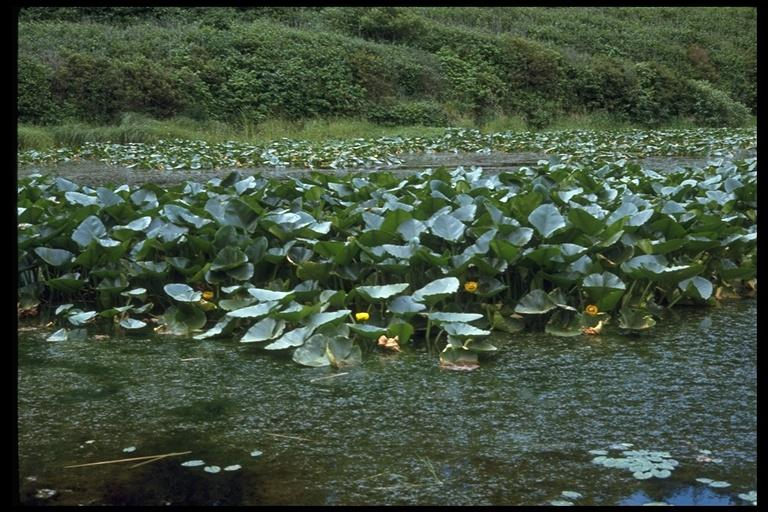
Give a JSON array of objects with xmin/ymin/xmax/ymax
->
[{"xmin": 17, "ymin": 7, "xmax": 754, "ymax": 129}]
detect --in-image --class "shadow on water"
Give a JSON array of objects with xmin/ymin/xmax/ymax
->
[{"xmin": 17, "ymin": 300, "xmax": 756, "ymax": 505}]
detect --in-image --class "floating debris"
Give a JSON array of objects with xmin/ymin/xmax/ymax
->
[
  {"xmin": 122, "ymin": 446, "xmax": 136, "ymax": 453},
  {"xmin": 224, "ymin": 465, "xmax": 242, "ymax": 472},
  {"xmin": 203, "ymin": 466, "xmax": 221, "ymax": 474},
  {"xmin": 180, "ymin": 460, "xmax": 205, "ymax": 467},
  {"xmin": 85, "ymin": 440, "xmax": 95, "ymax": 444},
  {"xmin": 250, "ymin": 450, "xmax": 263, "ymax": 457}
]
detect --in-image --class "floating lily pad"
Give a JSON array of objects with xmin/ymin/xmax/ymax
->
[
  {"xmin": 737, "ymin": 491, "xmax": 757, "ymax": 502},
  {"xmin": 588, "ymin": 450, "xmax": 608, "ymax": 456},
  {"xmin": 122, "ymin": 446, "xmax": 136, "ymax": 453},
  {"xmin": 224, "ymin": 465, "xmax": 241, "ymax": 471},
  {"xmin": 695, "ymin": 478, "xmax": 714, "ymax": 484},
  {"xmin": 181, "ymin": 460, "xmax": 205, "ymax": 467},
  {"xmin": 708, "ymin": 481, "xmax": 731, "ymax": 488},
  {"xmin": 561, "ymin": 491, "xmax": 583, "ymax": 500},
  {"xmin": 549, "ymin": 500, "xmax": 574, "ymax": 506},
  {"xmin": 203, "ymin": 466, "xmax": 221, "ymax": 473},
  {"xmin": 250, "ymin": 450, "xmax": 263, "ymax": 457}
]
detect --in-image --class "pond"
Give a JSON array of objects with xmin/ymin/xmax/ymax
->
[{"xmin": 17, "ymin": 299, "xmax": 756, "ymax": 506}]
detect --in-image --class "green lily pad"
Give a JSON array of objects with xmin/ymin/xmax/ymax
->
[
  {"xmin": 528, "ymin": 203, "xmax": 566, "ymax": 239},
  {"xmin": 240, "ymin": 318, "xmax": 286, "ymax": 343},
  {"xmin": 412, "ymin": 277, "xmax": 459, "ymax": 304},
  {"xmin": 514, "ymin": 289, "xmax": 558, "ymax": 315},
  {"xmin": 427, "ymin": 312, "xmax": 484, "ymax": 324},
  {"xmin": 354, "ymin": 283, "xmax": 410, "ymax": 301},
  {"xmin": 164, "ymin": 283, "xmax": 202, "ymax": 303},
  {"xmin": 388, "ymin": 295, "xmax": 427, "ymax": 315},
  {"xmin": 292, "ymin": 333, "xmax": 332, "ymax": 367},
  {"xmin": 33, "ymin": 247, "xmax": 73, "ymax": 267},
  {"xmin": 119, "ymin": 318, "xmax": 148, "ymax": 330}
]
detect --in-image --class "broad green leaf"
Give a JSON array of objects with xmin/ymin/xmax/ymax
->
[
  {"xmin": 355, "ymin": 283, "xmax": 409, "ymax": 302},
  {"xmin": 528, "ymin": 203, "xmax": 566, "ymax": 239},
  {"xmin": 514, "ymin": 289, "xmax": 558, "ymax": 315},
  {"xmin": 412, "ymin": 277, "xmax": 459, "ymax": 304},
  {"xmin": 71, "ymin": 215, "xmax": 107, "ymax": 247},
  {"xmin": 34, "ymin": 247, "xmax": 73, "ymax": 267},
  {"xmin": 240, "ymin": 318, "xmax": 286, "ymax": 343},
  {"xmin": 440, "ymin": 323, "xmax": 491, "ymax": 338},
  {"xmin": 430, "ymin": 213, "xmax": 466, "ymax": 242},
  {"xmin": 211, "ymin": 247, "xmax": 248, "ymax": 271},
  {"xmin": 164, "ymin": 283, "xmax": 202, "ymax": 302},
  {"xmin": 679, "ymin": 276, "xmax": 713, "ymax": 301}
]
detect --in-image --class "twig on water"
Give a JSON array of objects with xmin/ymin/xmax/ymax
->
[
  {"xmin": 420, "ymin": 456, "xmax": 443, "ymax": 485},
  {"xmin": 129, "ymin": 455, "xmax": 174, "ymax": 468},
  {"xmin": 309, "ymin": 372, "xmax": 349, "ymax": 383},
  {"xmin": 265, "ymin": 433, "xmax": 311, "ymax": 442},
  {"xmin": 64, "ymin": 451, "xmax": 192, "ymax": 469}
]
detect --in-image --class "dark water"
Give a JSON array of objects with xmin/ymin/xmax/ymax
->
[
  {"xmin": 17, "ymin": 150, "xmax": 751, "ymax": 188},
  {"xmin": 17, "ymin": 300, "xmax": 756, "ymax": 506}
]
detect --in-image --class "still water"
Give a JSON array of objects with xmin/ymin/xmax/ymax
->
[{"xmin": 17, "ymin": 300, "xmax": 756, "ymax": 505}]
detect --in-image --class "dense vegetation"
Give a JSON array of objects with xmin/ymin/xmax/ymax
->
[
  {"xmin": 18, "ymin": 130, "xmax": 757, "ymax": 368},
  {"xmin": 18, "ymin": 7, "xmax": 755, "ymax": 133}
]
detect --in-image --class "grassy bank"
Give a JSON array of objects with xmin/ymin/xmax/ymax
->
[{"xmin": 18, "ymin": 113, "xmax": 754, "ymax": 152}]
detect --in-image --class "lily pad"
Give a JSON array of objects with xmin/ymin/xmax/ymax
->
[
  {"xmin": 203, "ymin": 466, "xmax": 221, "ymax": 474},
  {"xmin": 181, "ymin": 460, "xmax": 205, "ymax": 467},
  {"xmin": 354, "ymin": 283, "xmax": 410, "ymax": 301},
  {"xmin": 412, "ymin": 277, "xmax": 460, "ymax": 304},
  {"xmin": 224, "ymin": 465, "xmax": 242, "ymax": 472},
  {"xmin": 164, "ymin": 283, "xmax": 202, "ymax": 302}
]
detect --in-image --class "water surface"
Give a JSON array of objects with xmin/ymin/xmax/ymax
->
[{"xmin": 17, "ymin": 300, "xmax": 756, "ymax": 505}]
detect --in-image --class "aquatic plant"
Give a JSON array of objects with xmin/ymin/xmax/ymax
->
[{"xmin": 18, "ymin": 142, "xmax": 757, "ymax": 367}]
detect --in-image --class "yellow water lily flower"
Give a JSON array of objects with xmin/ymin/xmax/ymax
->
[
  {"xmin": 464, "ymin": 281, "xmax": 478, "ymax": 293},
  {"xmin": 202, "ymin": 291, "xmax": 214, "ymax": 301},
  {"xmin": 355, "ymin": 312, "xmax": 370, "ymax": 322},
  {"xmin": 585, "ymin": 304, "xmax": 599, "ymax": 316}
]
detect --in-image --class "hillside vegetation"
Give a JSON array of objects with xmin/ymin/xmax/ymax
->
[{"xmin": 18, "ymin": 7, "xmax": 755, "ymax": 135}]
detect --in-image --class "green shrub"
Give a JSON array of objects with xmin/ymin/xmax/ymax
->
[
  {"xmin": 688, "ymin": 80, "xmax": 750, "ymax": 127},
  {"xmin": 367, "ymin": 101, "xmax": 448, "ymax": 127},
  {"xmin": 18, "ymin": 56, "xmax": 60, "ymax": 124}
]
